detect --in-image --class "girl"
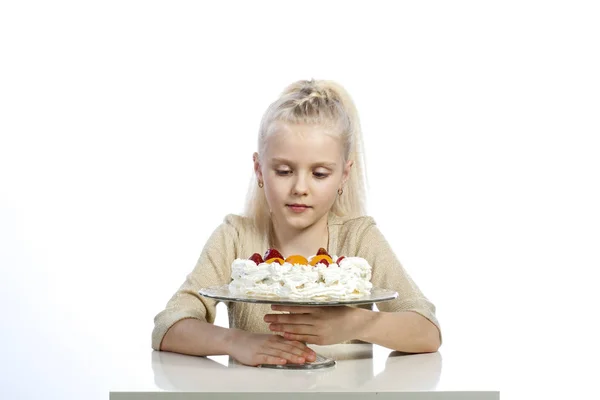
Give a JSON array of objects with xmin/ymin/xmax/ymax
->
[{"xmin": 152, "ymin": 79, "xmax": 441, "ymax": 366}]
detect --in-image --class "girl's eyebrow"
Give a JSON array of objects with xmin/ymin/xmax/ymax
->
[{"xmin": 271, "ymin": 157, "xmax": 337, "ymax": 168}]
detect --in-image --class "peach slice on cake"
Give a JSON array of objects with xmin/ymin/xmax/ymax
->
[
  {"xmin": 265, "ymin": 257, "xmax": 284, "ymax": 265},
  {"xmin": 309, "ymin": 255, "xmax": 333, "ymax": 266},
  {"xmin": 285, "ymin": 255, "xmax": 308, "ymax": 265}
]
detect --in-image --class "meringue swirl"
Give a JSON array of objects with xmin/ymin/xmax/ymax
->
[{"xmin": 229, "ymin": 256, "xmax": 372, "ymax": 299}]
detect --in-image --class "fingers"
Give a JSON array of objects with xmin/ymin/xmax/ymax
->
[
  {"xmin": 264, "ymin": 313, "xmax": 313, "ymax": 325},
  {"xmin": 283, "ymin": 332, "xmax": 323, "ymax": 345},
  {"xmin": 271, "ymin": 337, "xmax": 310, "ymax": 357},
  {"xmin": 261, "ymin": 341, "xmax": 306, "ymax": 364},
  {"xmin": 271, "ymin": 305, "xmax": 321, "ymax": 314},
  {"xmin": 269, "ymin": 323, "xmax": 316, "ymax": 336},
  {"xmin": 261, "ymin": 349, "xmax": 305, "ymax": 364},
  {"xmin": 278, "ymin": 337, "xmax": 317, "ymax": 362},
  {"xmin": 271, "ymin": 335, "xmax": 314, "ymax": 353},
  {"xmin": 234, "ymin": 333, "xmax": 318, "ymax": 367},
  {"xmin": 263, "ymin": 335, "xmax": 316, "ymax": 364},
  {"xmin": 280, "ymin": 338, "xmax": 312, "ymax": 352},
  {"xmin": 256, "ymin": 354, "xmax": 287, "ymax": 365}
]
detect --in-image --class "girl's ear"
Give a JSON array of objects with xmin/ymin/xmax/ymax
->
[
  {"xmin": 253, "ymin": 152, "xmax": 263, "ymax": 181},
  {"xmin": 342, "ymin": 160, "xmax": 354, "ymax": 185}
]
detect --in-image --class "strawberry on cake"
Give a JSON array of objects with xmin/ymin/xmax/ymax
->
[{"xmin": 229, "ymin": 248, "xmax": 373, "ymax": 299}]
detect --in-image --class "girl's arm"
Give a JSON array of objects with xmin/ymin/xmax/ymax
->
[
  {"xmin": 161, "ymin": 318, "xmax": 316, "ymax": 366},
  {"xmin": 153, "ymin": 216, "xmax": 315, "ymax": 365},
  {"xmin": 266, "ymin": 305, "xmax": 440, "ymax": 353},
  {"xmin": 356, "ymin": 220, "xmax": 443, "ymax": 345},
  {"xmin": 160, "ymin": 318, "xmax": 234, "ymax": 356},
  {"xmin": 263, "ymin": 218, "xmax": 442, "ymax": 352},
  {"xmin": 152, "ymin": 220, "xmax": 235, "ymax": 352},
  {"xmin": 357, "ymin": 309, "xmax": 441, "ymax": 353}
]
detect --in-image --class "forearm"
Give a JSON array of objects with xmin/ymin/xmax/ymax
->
[
  {"xmin": 356, "ymin": 309, "xmax": 441, "ymax": 353},
  {"xmin": 160, "ymin": 318, "xmax": 238, "ymax": 356}
]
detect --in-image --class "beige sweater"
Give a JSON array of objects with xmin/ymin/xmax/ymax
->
[{"xmin": 152, "ymin": 213, "xmax": 441, "ymax": 350}]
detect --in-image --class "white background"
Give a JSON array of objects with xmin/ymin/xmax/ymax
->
[{"xmin": 1, "ymin": 1, "xmax": 599, "ymax": 399}]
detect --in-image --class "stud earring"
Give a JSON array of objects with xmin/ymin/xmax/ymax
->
[
  {"xmin": 338, "ymin": 188, "xmax": 343, "ymax": 195},
  {"xmin": 258, "ymin": 181, "xmax": 264, "ymax": 188}
]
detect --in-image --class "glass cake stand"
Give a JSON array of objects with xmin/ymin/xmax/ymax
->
[{"xmin": 198, "ymin": 284, "xmax": 398, "ymax": 370}]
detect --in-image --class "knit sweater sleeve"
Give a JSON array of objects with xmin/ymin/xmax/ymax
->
[
  {"xmin": 151, "ymin": 215, "xmax": 240, "ymax": 350},
  {"xmin": 352, "ymin": 218, "xmax": 442, "ymax": 339}
]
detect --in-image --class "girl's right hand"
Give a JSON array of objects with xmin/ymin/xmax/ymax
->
[{"xmin": 228, "ymin": 331, "xmax": 316, "ymax": 366}]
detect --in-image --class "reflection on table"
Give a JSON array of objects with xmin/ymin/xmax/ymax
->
[
  {"xmin": 110, "ymin": 343, "xmax": 499, "ymax": 399},
  {"xmin": 151, "ymin": 344, "xmax": 442, "ymax": 392}
]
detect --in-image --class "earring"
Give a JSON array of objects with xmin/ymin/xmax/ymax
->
[
  {"xmin": 258, "ymin": 181, "xmax": 264, "ymax": 188},
  {"xmin": 338, "ymin": 188, "xmax": 343, "ymax": 195}
]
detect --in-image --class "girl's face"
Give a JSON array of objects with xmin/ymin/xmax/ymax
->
[{"xmin": 254, "ymin": 123, "xmax": 353, "ymax": 232}]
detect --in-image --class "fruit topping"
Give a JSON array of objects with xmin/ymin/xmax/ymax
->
[
  {"xmin": 265, "ymin": 257, "xmax": 285, "ymax": 265},
  {"xmin": 248, "ymin": 253, "xmax": 264, "ymax": 264},
  {"xmin": 316, "ymin": 247, "xmax": 329, "ymax": 256},
  {"xmin": 336, "ymin": 256, "xmax": 345, "ymax": 264},
  {"xmin": 309, "ymin": 255, "xmax": 333, "ymax": 266},
  {"xmin": 264, "ymin": 248, "xmax": 284, "ymax": 261},
  {"xmin": 285, "ymin": 255, "xmax": 308, "ymax": 265}
]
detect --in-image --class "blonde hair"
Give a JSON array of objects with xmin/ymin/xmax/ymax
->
[{"xmin": 244, "ymin": 79, "xmax": 368, "ymax": 239}]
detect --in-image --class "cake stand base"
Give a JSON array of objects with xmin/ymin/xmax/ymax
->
[{"xmin": 258, "ymin": 353, "xmax": 336, "ymax": 369}]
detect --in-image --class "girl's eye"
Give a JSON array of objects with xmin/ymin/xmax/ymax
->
[{"xmin": 275, "ymin": 170, "xmax": 329, "ymax": 179}]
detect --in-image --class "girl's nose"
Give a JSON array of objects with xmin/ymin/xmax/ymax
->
[{"xmin": 292, "ymin": 176, "xmax": 309, "ymax": 195}]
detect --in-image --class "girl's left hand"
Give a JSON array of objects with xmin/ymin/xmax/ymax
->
[{"xmin": 264, "ymin": 305, "xmax": 369, "ymax": 345}]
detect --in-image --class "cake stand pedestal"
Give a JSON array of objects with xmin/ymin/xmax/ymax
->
[{"xmin": 199, "ymin": 285, "xmax": 398, "ymax": 370}]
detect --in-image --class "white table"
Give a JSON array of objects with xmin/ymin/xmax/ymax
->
[{"xmin": 110, "ymin": 344, "xmax": 499, "ymax": 399}]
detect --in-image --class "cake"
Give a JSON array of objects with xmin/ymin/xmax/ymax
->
[{"xmin": 229, "ymin": 248, "xmax": 373, "ymax": 299}]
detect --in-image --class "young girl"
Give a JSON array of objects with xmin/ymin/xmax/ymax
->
[{"xmin": 152, "ymin": 79, "xmax": 441, "ymax": 366}]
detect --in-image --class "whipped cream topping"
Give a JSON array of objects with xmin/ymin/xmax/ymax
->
[{"xmin": 229, "ymin": 256, "xmax": 373, "ymax": 299}]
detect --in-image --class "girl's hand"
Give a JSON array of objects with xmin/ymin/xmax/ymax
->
[
  {"xmin": 264, "ymin": 305, "xmax": 369, "ymax": 345},
  {"xmin": 227, "ymin": 330, "xmax": 316, "ymax": 366}
]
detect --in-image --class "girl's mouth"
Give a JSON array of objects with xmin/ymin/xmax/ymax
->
[{"xmin": 287, "ymin": 204, "xmax": 311, "ymax": 213}]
